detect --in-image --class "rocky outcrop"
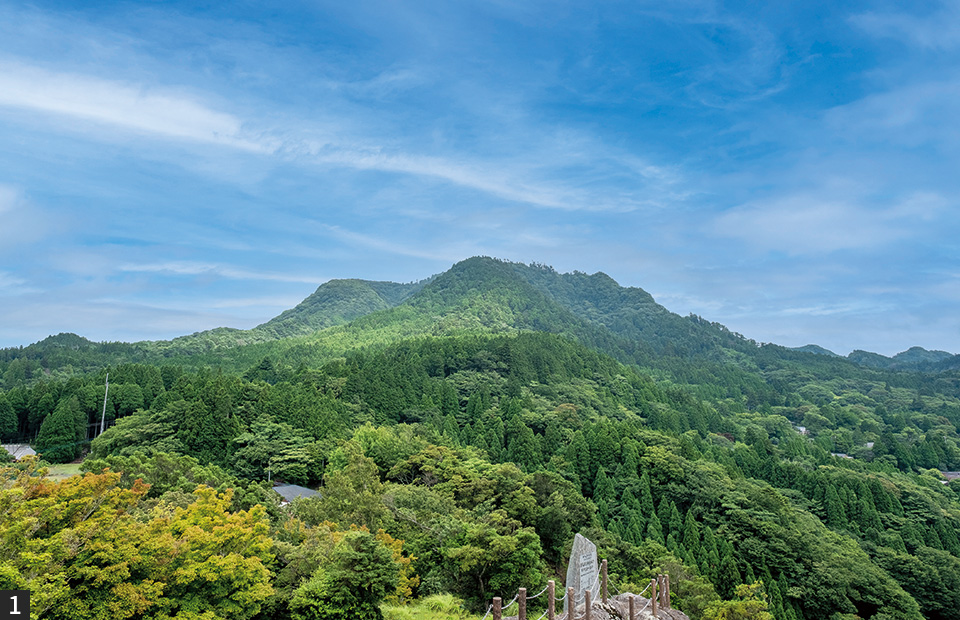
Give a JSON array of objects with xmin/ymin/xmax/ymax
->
[{"xmin": 503, "ymin": 593, "xmax": 690, "ymax": 620}]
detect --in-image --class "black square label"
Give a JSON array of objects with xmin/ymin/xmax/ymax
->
[{"xmin": 0, "ymin": 591, "xmax": 29, "ymax": 619}]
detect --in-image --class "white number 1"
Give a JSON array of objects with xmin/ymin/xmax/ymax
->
[{"xmin": 10, "ymin": 594, "xmax": 19, "ymax": 614}]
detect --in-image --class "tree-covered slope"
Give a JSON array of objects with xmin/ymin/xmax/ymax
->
[
  {"xmin": 9, "ymin": 256, "xmax": 960, "ymax": 620},
  {"xmin": 508, "ymin": 261, "xmax": 750, "ymax": 358},
  {"xmin": 847, "ymin": 347, "xmax": 955, "ymax": 371},
  {"xmin": 5, "ymin": 258, "xmax": 960, "ymax": 481},
  {"xmin": 789, "ymin": 345, "xmax": 840, "ymax": 357},
  {"xmin": 7, "ymin": 332, "xmax": 960, "ymax": 619},
  {"xmin": 254, "ymin": 278, "xmax": 427, "ymax": 340}
]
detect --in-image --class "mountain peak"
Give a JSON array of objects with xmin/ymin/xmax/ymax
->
[
  {"xmin": 891, "ymin": 346, "xmax": 953, "ymax": 364},
  {"xmin": 790, "ymin": 344, "xmax": 840, "ymax": 357}
]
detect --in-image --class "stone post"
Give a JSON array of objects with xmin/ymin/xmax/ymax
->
[
  {"xmin": 493, "ymin": 597, "xmax": 502, "ymax": 620},
  {"xmin": 584, "ymin": 589, "xmax": 592, "ymax": 620},
  {"xmin": 628, "ymin": 595, "xmax": 635, "ymax": 620},
  {"xmin": 651, "ymin": 578, "xmax": 658, "ymax": 616},
  {"xmin": 519, "ymin": 587, "xmax": 527, "ymax": 620}
]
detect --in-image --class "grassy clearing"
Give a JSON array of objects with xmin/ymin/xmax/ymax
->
[
  {"xmin": 383, "ymin": 594, "xmax": 485, "ymax": 620},
  {"xmin": 45, "ymin": 463, "xmax": 84, "ymax": 481}
]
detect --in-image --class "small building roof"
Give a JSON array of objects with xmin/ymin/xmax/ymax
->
[
  {"xmin": 1, "ymin": 444, "xmax": 37, "ymax": 458},
  {"xmin": 272, "ymin": 483, "xmax": 321, "ymax": 504}
]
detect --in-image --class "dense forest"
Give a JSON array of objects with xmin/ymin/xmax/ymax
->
[{"xmin": 3, "ymin": 257, "xmax": 960, "ymax": 620}]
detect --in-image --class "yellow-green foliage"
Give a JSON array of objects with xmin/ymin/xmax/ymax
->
[
  {"xmin": 0, "ymin": 456, "xmax": 275, "ymax": 620},
  {"xmin": 382, "ymin": 594, "xmax": 480, "ymax": 620}
]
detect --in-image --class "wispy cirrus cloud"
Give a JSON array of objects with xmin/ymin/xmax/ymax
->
[
  {"xmin": 711, "ymin": 191, "xmax": 945, "ymax": 255},
  {"xmin": 778, "ymin": 302, "xmax": 883, "ymax": 317},
  {"xmin": 118, "ymin": 261, "xmax": 326, "ymax": 284},
  {"xmin": 0, "ymin": 182, "xmax": 59, "ymax": 248},
  {"xmin": 0, "ymin": 271, "xmax": 27, "ymax": 291},
  {"xmin": 210, "ymin": 296, "xmax": 307, "ymax": 309},
  {"xmin": 823, "ymin": 79, "xmax": 960, "ymax": 152},
  {"xmin": 0, "ymin": 56, "xmax": 683, "ymax": 214},
  {"xmin": 312, "ymin": 148, "xmax": 671, "ymax": 212},
  {"xmin": 318, "ymin": 225, "xmax": 479, "ymax": 262},
  {"xmin": 0, "ymin": 184, "xmax": 18, "ymax": 213},
  {"xmin": 0, "ymin": 60, "xmax": 268, "ymax": 151},
  {"xmin": 851, "ymin": 4, "xmax": 960, "ymax": 51}
]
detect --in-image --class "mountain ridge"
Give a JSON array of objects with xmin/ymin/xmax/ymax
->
[{"xmin": 0, "ymin": 257, "xmax": 951, "ymax": 375}]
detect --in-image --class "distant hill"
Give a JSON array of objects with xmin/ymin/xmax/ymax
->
[
  {"xmin": 847, "ymin": 349, "xmax": 893, "ymax": 368},
  {"xmin": 847, "ymin": 346, "xmax": 954, "ymax": 370},
  {"xmin": 789, "ymin": 344, "xmax": 840, "ymax": 357},
  {"xmin": 893, "ymin": 346, "xmax": 954, "ymax": 366}
]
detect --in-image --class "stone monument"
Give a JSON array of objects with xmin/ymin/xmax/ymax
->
[{"xmin": 564, "ymin": 533, "xmax": 598, "ymax": 616}]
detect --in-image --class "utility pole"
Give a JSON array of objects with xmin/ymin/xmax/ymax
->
[{"xmin": 99, "ymin": 372, "xmax": 109, "ymax": 436}]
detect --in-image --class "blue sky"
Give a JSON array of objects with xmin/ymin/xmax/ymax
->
[{"xmin": 1, "ymin": 1, "xmax": 958, "ymax": 356}]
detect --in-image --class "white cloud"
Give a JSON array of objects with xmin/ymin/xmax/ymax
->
[
  {"xmin": 852, "ymin": 5, "xmax": 960, "ymax": 51},
  {"xmin": 0, "ymin": 27, "xmax": 695, "ymax": 215},
  {"xmin": 778, "ymin": 303, "xmax": 878, "ymax": 317},
  {"xmin": 211, "ymin": 296, "xmax": 306, "ymax": 309},
  {"xmin": 0, "ymin": 184, "xmax": 58, "ymax": 248},
  {"xmin": 824, "ymin": 80, "xmax": 960, "ymax": 150},
  {"xmin": 305, "ymin": 144, "xmax": 661, "ymax": 212},
  {"xmin": 711, "ymin": 192, "xmax": 944, "ymax": 254},
  {"xmin": 319, "ymin": 225, "xmax": 477, "ymax": 262},
  {"xmin": 0, "ymin": 60, "xmax": 267, "ymax": 151},
  {"xmin": 0, "ymin": 184, "xmax": 18, "ymax": 213},
  {"xmin": 0, "ymin": 271, "xmax": 27, "ymax": 290},
  {"xmin": 0, "ymin": 61, "xmax": 671, "ymax": 213},
  {"xmin": 118, "ymin": 261, "xmax": 326, "ymax": 284}
]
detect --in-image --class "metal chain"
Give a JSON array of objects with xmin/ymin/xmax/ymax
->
[
  {"xmin": 480, "ymin": 576, "xmax": 665, "ymax": 620},
  {"xmin": 590, "ymin": 570, "xmax": 601, "ymax": 601},
  {"xmin": 527, "ymin": 583, "xmax": 552, "ymax": 600}
]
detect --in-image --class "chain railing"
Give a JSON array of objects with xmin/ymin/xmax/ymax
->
[{"xmin": 483, "ymin": 560, "xmax": 670, "ymax": 620}]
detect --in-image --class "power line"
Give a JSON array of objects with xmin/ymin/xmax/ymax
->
[{"xmin": 99, "ymin": 372, "xmax": 109, "ymax": 436}]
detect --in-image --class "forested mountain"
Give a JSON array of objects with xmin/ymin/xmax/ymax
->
[
  {"xmin": 3, "ymin": 257, "xmax": 960, "ymax": 620},
  {"xmin": 845, "ymin": 347, "xmax": 955, "ymax": 371},
  {"xmin": 2, "ymin": 256, "xmax": 949, "ymax": 378},
  {"xmin": 789, "ymin": 345, "xmax": 840, "ymax": 357},
  {"xmin": 254, "ymin": 278, "xmax": 428, "ymax": 340}
]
